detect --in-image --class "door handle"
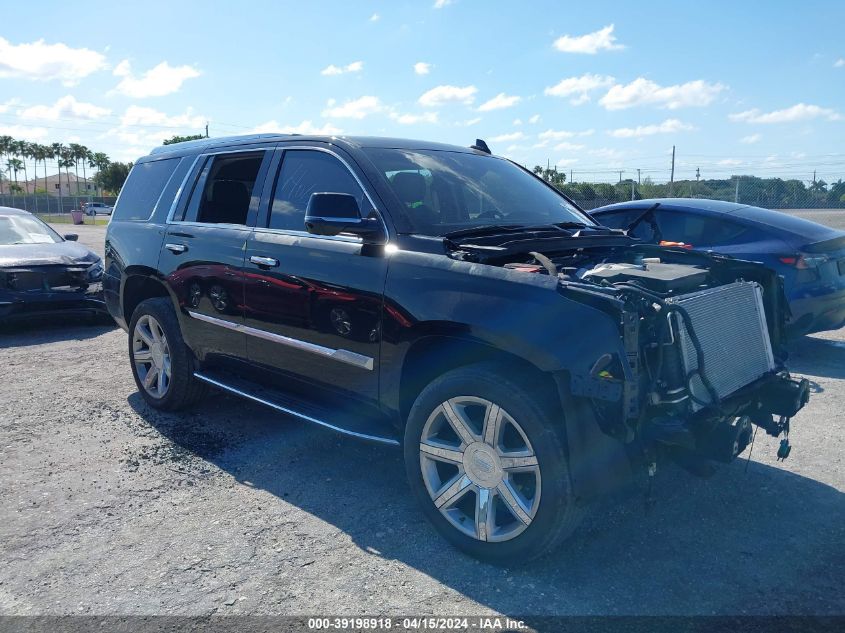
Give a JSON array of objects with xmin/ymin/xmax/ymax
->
[
  {"xmin": 250, "ymin": 255, "xmax": 280, "ymax": 268},
  {"xmin": 165, "ymin": 243, "xmax": 188, "ymax": 254}
]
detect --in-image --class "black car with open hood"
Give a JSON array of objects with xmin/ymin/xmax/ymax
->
[{"xmin": 104, "ymin": 134, "xmax": 809, "ymax": 564}]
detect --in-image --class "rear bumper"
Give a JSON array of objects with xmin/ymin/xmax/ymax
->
[
  {"xmin": 0, "ymin": 283, "xmax": 107, "ymax": 322},
  {"xmin": 787, "ymin": 286, "xmax": 845, "ymax": 335}
]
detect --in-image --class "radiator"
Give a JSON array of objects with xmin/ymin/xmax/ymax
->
[{"xmin": 668, "ymin": 281, "xmax": 775, "ymax": 411}]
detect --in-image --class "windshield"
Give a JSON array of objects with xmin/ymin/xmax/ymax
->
[
  {"xmin": 0, "ymin": 214, "xmax": 63, "ymax": 245},
  {"xmin": 363, "ymin": 148, "xmax": 594, "ymax": 236}
]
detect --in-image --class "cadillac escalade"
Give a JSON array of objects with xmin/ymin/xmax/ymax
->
[{"xmin": 104, "ymin": 134, "xmax": 809, "ymax": 563}]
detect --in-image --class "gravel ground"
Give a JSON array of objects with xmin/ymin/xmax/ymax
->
[{"xmin": 0, "ymin": 219, "xmax": 843, "ymax": 618}]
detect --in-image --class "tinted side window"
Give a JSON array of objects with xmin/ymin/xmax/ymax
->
[
  {"xmin": 112, "ymin": 158, "xmax": 180, "ymax": 221},
  {"xmin": 656, "ymin": 211, "xmax": 748, "ymax": 246},
  {"xmin": 269, "ymin": 150, "xmax": 366, "ymax": 231},
  {"xmin": 184, "ymin": 152, "xmax": 265, "ymax": 225}
]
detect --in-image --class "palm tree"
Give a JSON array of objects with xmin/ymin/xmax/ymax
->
[
  {"xmin": 90, "ymin": 152, "xmax": 110, "ymax": 197},
  {"xmin": 15, "ymin": 141, "xmax": 31, "ymax": 195},
  {"xmin": 69, "ymin": 143, "xmax": 90, "ymax": 195},
  {"xmin": 0, "ymin": 136, "xmax": 14, "ymax": 194},
  {"xmin": 31, "ymin": 144, "xmax": 49, "ymax": 195},
  {"xmin": 59, "ymin": 147, "xmax": 75, "ymax": 195},
  {"xmin": 6, "ymin": 158, "xmax": 23, "ymax": 193},
  {"xmin": 78, "ymin": 145, "xmax": 92, "ymax": 197}
]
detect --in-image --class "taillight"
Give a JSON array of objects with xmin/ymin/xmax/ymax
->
[{"xmin": 779, "ymin": 254, "xmax": 830, "ymax": 269}]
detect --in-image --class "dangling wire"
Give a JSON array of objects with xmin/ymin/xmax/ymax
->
[{"xmin": 744, "ymin": 425, "xmax": 759, "ymax": 473}]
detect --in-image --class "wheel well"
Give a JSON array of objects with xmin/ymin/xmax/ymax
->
[
  {"xmin": 123, "ymin": 275, "xmax": 169, "ymax": 323},
  {"xmin": 398, "ymin": 336, "xmax": 562, "ymax": 425}
]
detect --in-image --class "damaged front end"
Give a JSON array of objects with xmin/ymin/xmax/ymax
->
[
  {"xmin": 0, "ymin": 262, "xmax": 106, "ymax": 322},
  {"xmin": 449, "ymin": 229, "xmax": 809, "ymax": 478}
]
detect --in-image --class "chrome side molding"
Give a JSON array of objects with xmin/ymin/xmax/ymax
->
[
  {"xmin": 186, "ymin": 310, "xmax": 374, "ymax": 371},
  {"xmin": 193, "ymin": 371, "xmax": 399, "ymax": 446}
]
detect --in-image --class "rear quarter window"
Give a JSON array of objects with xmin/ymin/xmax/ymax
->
[{"xmin": 112, "ymin": 157, "xmax": 183, "ymax": 221}]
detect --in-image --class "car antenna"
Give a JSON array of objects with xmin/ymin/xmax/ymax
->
[{"xmin": 470, "ymin": 139, "xmax": 491, "ymax": 154}]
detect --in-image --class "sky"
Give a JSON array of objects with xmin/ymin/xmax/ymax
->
[{"xmin": 1, "ymin": 0, "xmax": 843, "ymax": 184}]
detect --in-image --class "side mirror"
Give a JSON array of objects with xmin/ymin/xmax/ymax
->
[
  {"xmin": 64, "ymin": 233, "xmax": 79, "ymax": 241},
  {"xmin": 304, "ymin": 192, "xmax": 384, "ymax": 242}
]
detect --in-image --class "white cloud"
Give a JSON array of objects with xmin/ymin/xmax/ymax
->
[
  {"xmin": 544, "ymin": 73, "xmax": 615, "ymax": 105},
  {"xmin": 555, "ymin": 158, "xmax": 579, "ymax": 167},
  {"xmin": 740, "ymin": 133, "xmax": 761, "ymax": 144},
  {"xmin": 552, "ymin": 24, "xmax": 624, "ymax": 54},
  {"xmin": 321, "ymin": 61, "xmax": 364, "ymax": 76},
  {"xmin": 414, "ymin": 62, "xmax": 432, "ymax": 75},
  {"xmin": 419, "ymin": 84, "xmax": 477, "ymax": 107},
  {"xmin": 513, "ymin": 118, "xmax": 522, "ymax": 126},
  {"xmin": 0, "ymin": 36, "xmax": 107, "ymax": 85},
  {"xmin": 120, "ymin": 105, "xmax": 205, "ymax": 129},
  {"xmin": 589, "ymin": 147, "xmax": 625, "ymax": 162},
  {"xmin": 252, "ymin": 120, "xmax": 342, "ymax": 135},
  {"xmin": 478, "ymin": 92, "xmax": 522, "ymax": 112},
  {"xmin": 537, "ymin": 128, "xmax": 594, "ymax": 142},
  {"xmin": 19, "ymin": 95, "xmax": 111, "ymax": 121},
  {"xmin": 322, "ymin": 96, "xmax": 385, "ymax": 119},
  {"xmin": 528, "ymin": 114, "xmax": 541, "ymax": 124},
  {"xmin": 460, "ymin": 117, "xmax": 482, "ymax": 126},
  {"xmin": 0, "ymin": 124, "xmax": 48, "ymax": 141},
  {"xmin": 608, "ymin": 118, "xmax": 694, "ymax": 138},
  {"xmin": 717, "ymin": 159, "xmax": 743, "ymax": 167},
  {"xmin": 113, "ymin": 60, "xmax": 200, "ymax": 98},
  {"xmin": 600, "ymin": 78, "xmax": 726, "ymax": 110},
  {"xmin": 834, "ymin": 58, "xmax": 845, "ymax": 68},
  {"xmin": 433, "ymin": 0, "xmax": 453, "ymax": 7},
  {"xmin": 490, "ymin": 131, "xmax": 525, "ymax": 142},
  {"xmin": 729, "ymin": 103, "xmax": 841, "ymax": 124},
  {"xmin": 539, "ymin": 129, "xmax": 575, "ymax": 141},
  {"xmin": 0, "ymin": 99, "xmax": 20, "ymax": 114},
  {"xmin": 555, "ymin": 142, "xmax": 585, "ymax": 151},
  {"xmin": 390, "ymin": 111, "xmax": 439, "ymax": 125},
  {"xmin": 369, "ymin": 13, "xmax": 380, "ymax": 22}
]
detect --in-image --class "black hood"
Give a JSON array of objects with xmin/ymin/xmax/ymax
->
[{"xmin": 0, "ymin": 241, "xmax": 100, "ymax": 268}]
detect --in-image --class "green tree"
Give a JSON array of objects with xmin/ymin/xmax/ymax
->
[
  {"xmin": 89, "ymin": 152, "xmax": 111, "ymax": 196},
  {"xmin": 162, "ymin": 133, "xmax": 206, "ymax": 146},
  {"xmin": 94, "ymin": 161, "xmax": 132, "ymax": 195},
  {"xmin": 6, "ymin": 158, "xmax": 23, "ymax": 192},
  {"xmin": 0, "ymin": 135, "xmax": 14, "ymax": 193}
]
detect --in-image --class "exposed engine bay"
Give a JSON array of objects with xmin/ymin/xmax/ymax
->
[{"xmin": 446, "ymin": 227, "xmax": 810, "ymax": 477}]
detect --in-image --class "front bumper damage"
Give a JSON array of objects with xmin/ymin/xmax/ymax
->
[{"xmin": 0, "ymin": 264, "xmax": 106, "ymax": 322}]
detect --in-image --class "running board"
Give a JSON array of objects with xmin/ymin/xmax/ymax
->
[{"xmin": 193, "ymin": 370, "xmax": 400, "ymax": 446}]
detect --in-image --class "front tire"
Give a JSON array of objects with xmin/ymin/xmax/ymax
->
[
  {"xmin": 404, "ymin": 364, "xmax": 583, "ymax": 564},
  {"xmin": 128, "ymin": 298, "xmax": 207, "ymax": 410}
]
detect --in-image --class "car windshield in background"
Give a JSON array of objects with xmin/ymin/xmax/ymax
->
[
  {"xmin": 363, "ymin": 148, "xmax": 593, "ymax": 236},
  {"xmin": 0, "ymin": 214, "xmax": 62, "ymax": 245}
]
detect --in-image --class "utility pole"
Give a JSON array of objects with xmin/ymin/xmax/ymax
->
[
  {"xmin": 669, "ymin": 145, "xmax": 676, "ymax": 196},
  {"xmin": 631, "ymin": 179, "xmax": 635, "ymax": 201},
  {"xmin": 618, "ymin": 170, "xmax": 623, "ymax": 184},
  {"xmin": 570, "ymin": 169, "xmax": 573, "ymax": 183},
  {"xmin": 637, "ymin": 168, "xmax": 641, "ymax": 185},
  {"xmin": 695, "ymin": 167, "xmax": 700, "ymax": 181},
  {"xmin": 205, "ymin": 122, "xmax": 209, "ymax": 138},
  {"xmin": 734, "ymin": 175, "xmax": 740, "ymax": 203}
]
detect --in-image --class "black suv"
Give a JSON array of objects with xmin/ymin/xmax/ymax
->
[{"xmin": 105, "ymin": 134, "xmax": 809, "ymax": 562}]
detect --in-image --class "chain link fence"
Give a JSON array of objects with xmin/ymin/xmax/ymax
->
[
  {"xmin": 0, "ymin": 193, "xmax": 118, "ymax": 223},
  {"xmin": 533, "ymin": 170, "xmax": 845, "ymax": 212}
]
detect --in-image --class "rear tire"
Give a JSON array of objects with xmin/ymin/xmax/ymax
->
[
  {"xmin": 128, "ymin": 297, "xmax": 207, "ymax": 410},
  {"xmin": 404, "ymin": 363, "xmax": 583, "ymax": 564}
]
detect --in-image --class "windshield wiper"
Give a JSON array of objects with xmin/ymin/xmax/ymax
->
[{"xmin": 440, "ymin": 224, "xmax": 527, "ymax": 239}]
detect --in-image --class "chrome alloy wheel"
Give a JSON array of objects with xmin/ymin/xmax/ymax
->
[
  {"xmin": 419, "ymin": 396, "xmax": 542, "ymax": 542},
  {"xmin": 132, "ymin": 314, "xmax": 172, "ymax": 398}
]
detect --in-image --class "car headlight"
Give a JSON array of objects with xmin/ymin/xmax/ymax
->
[{"xmin": 86, "ymin": 261, "xmax": 104, "ymax": 281}]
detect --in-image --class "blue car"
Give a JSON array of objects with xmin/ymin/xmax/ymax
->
[{"xmin": 591, "ymin": 199, "xmax": 845, "ymax": 336}]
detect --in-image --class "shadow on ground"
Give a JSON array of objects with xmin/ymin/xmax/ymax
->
[
  {"xmin": 128, "ymin": 385, "xmax": 844, "ymax": 617},
  {"xmin": 0, "ymin": 316, "xmax": 116, "ymax": 348},
  {"xmin": 788, "ymin": 335, "xmax": 845, "ymax": 381}
]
